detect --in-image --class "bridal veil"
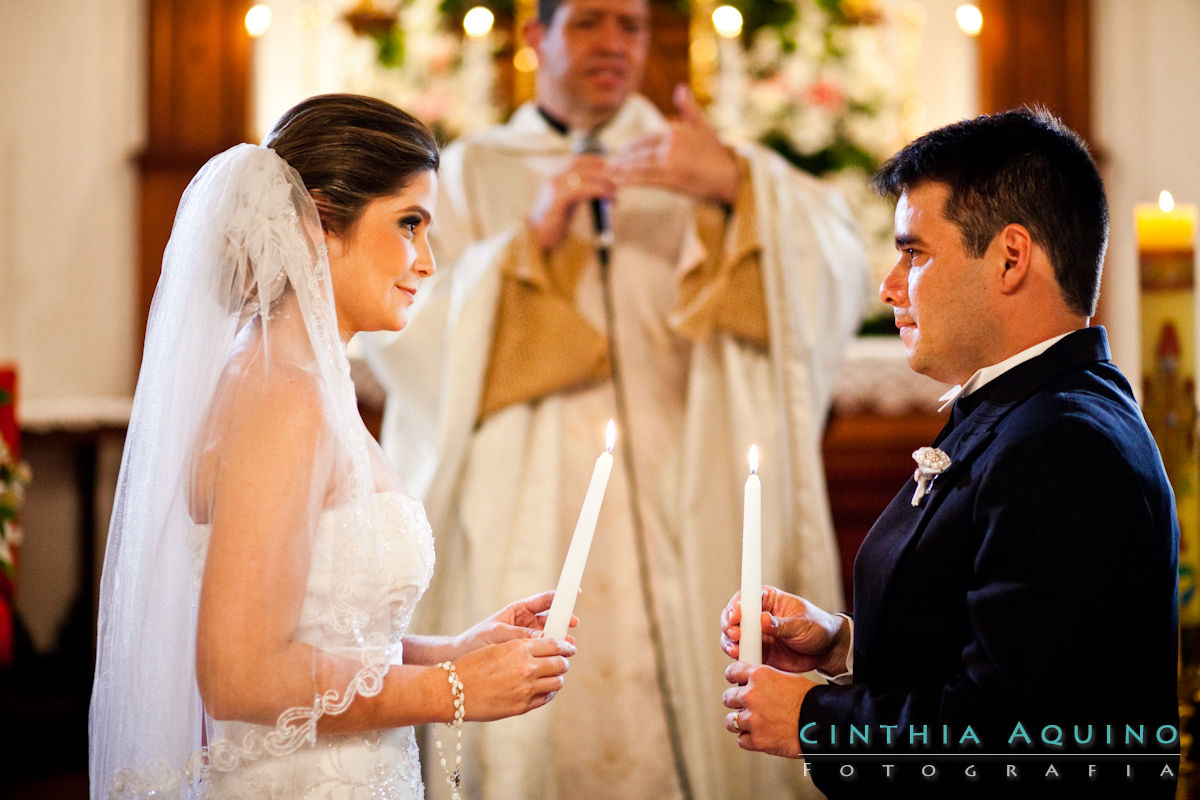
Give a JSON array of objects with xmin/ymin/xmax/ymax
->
[{"xmin": 89, "ymin": 134, "xmax": 396, "ymax": 796}]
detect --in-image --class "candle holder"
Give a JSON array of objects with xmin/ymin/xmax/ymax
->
[
  {"xmin": 1180, "ymin": 626, "xmax": 1200, "ymax": 788},
  {"xmin": 1136, "ymin": 192, "xmax": 1199, "ymax": 785}
]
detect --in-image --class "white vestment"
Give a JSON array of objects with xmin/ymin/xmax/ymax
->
[{"xmin": 363, "ymin": 96, "xmax": 868, "ymax": 800}]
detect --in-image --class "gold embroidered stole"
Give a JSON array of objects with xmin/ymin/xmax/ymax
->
[
  {"xmin": 670, "ymin": 156, "xmax": 768, "ymax": 347},
  {"xmin": 476, "ymin": 229, "xmax": 611, "ymax": 421}
]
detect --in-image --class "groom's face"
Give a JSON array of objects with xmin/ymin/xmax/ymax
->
[{"xmin": 880, "ymin": 181, "xmax": 1001, "ymax": 386}]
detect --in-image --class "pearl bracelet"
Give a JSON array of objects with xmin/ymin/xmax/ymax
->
[{"xmin": 433, "ymin": 661, "xmax": 465, "ymax": 800}]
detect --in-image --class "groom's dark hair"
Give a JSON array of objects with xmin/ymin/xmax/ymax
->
[{"xmin": 872, "ymin": 106, "xmax": 1108, "ymax": 317}]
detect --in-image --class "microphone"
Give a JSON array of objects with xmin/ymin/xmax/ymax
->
[{"xmin": 574, "ymin": 130, "xmax": 614, "ymax": 257}]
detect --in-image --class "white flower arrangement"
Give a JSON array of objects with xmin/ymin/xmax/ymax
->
[
  {"xmin": 344, "ymin": 0, "xmax": 502, "ymax": 140},
  {"xmin": 736, "ymin": 0, "xmax": 900, "ymax": 164},
  {"xmin": 730, "ymin": 0, "xmax": 904, "ymax": 330}
]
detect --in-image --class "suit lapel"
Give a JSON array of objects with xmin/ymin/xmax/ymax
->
[
  {"xmin": 851, "ymin": 328, "xmax": 1112, "ymax": 665},
  {"xmin": 851, "ymin": 402, "xmax": 1007, "ymax": 663}
]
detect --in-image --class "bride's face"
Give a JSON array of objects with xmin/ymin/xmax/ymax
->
[{"xmin": 326, "ymin": 170, "xmax": 437, "ymax": 342}]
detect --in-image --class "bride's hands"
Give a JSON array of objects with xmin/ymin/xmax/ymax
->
[
  {"xmin": 437, "ymin": 589, "xmax": 579, "ymax": 720},
  {"xmin": 454, "ymin": 636, "xmax": 576, "ymax": 721},
  {"xmin": 452, "ymin": 590, "xmax": 577, "ymax": 655}
]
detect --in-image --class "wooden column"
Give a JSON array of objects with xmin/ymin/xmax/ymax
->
[
  {"xmin": 137, "ymin": 0, "xmax": 253, "ymax": 354},
  {"xmin": 978, "ymin": 0, "xmax": 1092, "ymax": 142}
]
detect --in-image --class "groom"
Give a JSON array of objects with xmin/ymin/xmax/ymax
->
[{"xmin": 721, "ymin": 107, "xmax": 1180, "ymax": 798}]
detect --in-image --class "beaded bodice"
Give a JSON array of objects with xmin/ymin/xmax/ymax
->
[{"xmin": 188, "ymin": 491, "xmax": 435, "ymax": 799}]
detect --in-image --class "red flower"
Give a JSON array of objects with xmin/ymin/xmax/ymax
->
[
  {"xmin": 806, "ymin": 79, "xmax": 846, "ymax": 111},
  {"xmin": 0, "ymin": 586, "xmax": 11, "ymax": 666}
]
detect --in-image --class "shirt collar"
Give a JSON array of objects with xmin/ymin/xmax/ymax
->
[
  {"xmin": 936, "ymin": 331, "xmax": 1074, "ymax": 412},
  {"xmin": 536, "ymin": 106, "xmax": 570, "ymax": 136}
]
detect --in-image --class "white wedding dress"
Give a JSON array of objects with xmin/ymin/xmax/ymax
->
[{"xmin": 190, "ymin": 491, "xmax": 435, "ymax": 799}]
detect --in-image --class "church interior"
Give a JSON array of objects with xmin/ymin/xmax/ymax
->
[{"xmin": 1, "ymin": 0, "xmax": 1197, "ymax": 796}]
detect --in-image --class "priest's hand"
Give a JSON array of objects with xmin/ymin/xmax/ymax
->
[
  {"xmin": 610, "ymin": 84, "xmax": 740, "ymax": 207},
  {"xmin": 721, "ymin": 586, "xmax": 850, "ymax": 676},
  {"xmin": 529, "ymin": 154, "xmax": 616, "ymax": 251},
  {"xmin": 723, "ymin": 662, "xmax": 812, "ymax": 758}
]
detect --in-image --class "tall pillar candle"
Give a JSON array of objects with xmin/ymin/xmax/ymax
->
[
  {"xmin": 461, "ymin": 6, "xmax": 496, "ymax": 133},
  {"xmin": 1137, "ymin": 190, "xmax": 1199, "ymax": 626},
  {"xmin": 740, "ymin": 445, "xmax": 762, "ymax": 664},
  {"xmin": 711, "ymin": 5, "xmax": 744, "ymax": 134},
  {"xmin": 543, "ymin": 420, "xmax": 616, "ymax": 640}
]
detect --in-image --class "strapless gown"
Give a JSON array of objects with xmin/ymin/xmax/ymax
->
[{"xmin": 191, "ymin": 491, "xmax": 435, "ymax": 799}]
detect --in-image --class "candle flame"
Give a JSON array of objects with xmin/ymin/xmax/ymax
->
[
  {"xmin": 463, "ymin": 6, "xmax": 494, "ymax": 38},
  {"xmin": 712, "ymin": 5, "xmax": 743, "ymax": 38},
  {"xmin": 1160, "ymin": 190, "xmax": 1176, "ymax": 214},
  {"xmin": 748, "ymin": 444, "xmax": 759, "ymax": 475},
  {"xmin": 605, "ymin": 419, "xmax": 616, "ymax": 452},
  {"xmin": 955, "ymin": 4, "xmax": 983, "ymax": 37},
  {"xmin": 244, "ymin": 4, "xmax": 272, "ymax": 37}
]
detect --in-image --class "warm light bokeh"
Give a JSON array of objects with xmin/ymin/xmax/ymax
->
[
  {"xmin": 955, "ymin": 3, "xmax": 982, "ymax": 36},
  {"xmin": 245, "ymin": 4, "xmax": 272, "ymax": 37},
  {"xmin": 463, "ymin": 6, "xmax": 494, "ymax": 38},
  {"xmin": 712, "ymin": 5, "xmax": 743, "ymax": 39}
]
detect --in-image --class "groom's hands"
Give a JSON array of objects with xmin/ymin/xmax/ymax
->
[
  {"xmin": 723, "ymin": 663, "xmax": 814, "ymax": 758},
  {"xmin": 720, "ymin": 585, "xmax": 849, "ymax": 675},
  {"xmin": 719, "ymin": 585, "xmax": 850, "ymax": 758}
]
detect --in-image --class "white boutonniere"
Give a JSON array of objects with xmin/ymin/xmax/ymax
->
[{"xmin": 911, "ymin": 447, "xmax": 951, "ymax": 507}]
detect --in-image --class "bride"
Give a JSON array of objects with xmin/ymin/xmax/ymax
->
[{"xmin": 89, "ymin": 94, "xmax": 575, "ymax": 799}]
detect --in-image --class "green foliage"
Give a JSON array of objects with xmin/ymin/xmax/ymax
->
[
  {"xmin": 371, "ymin": 25, "xmax": 405, "ymax": 68},
  {"xmin": 727, "ymin": 0, "xmax": 797, "ymax": 38},
  {"xmin": 760, "ymin": 130, "xmax": 877, "ymax": 177},
  {"xmin": 815, "ymin": 0, "xmax": 855, "ymax": 24}
]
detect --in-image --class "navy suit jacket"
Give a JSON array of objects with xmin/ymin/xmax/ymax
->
[{"xmin": 800, "ymin": 328, "xmax": 1179, "ymax": 798}]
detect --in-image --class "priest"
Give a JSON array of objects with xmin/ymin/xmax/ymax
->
[{"xmin": 363, "ymin": 0, "xmax": 868, "ymax": 797}]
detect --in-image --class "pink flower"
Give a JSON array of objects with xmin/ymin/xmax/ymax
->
[
  {"xmin": 806, "ymin": 79, "xmax": 846, "ymax": 111},
  {"xmin": 417, "ymin": 89, "xmax": 450, "ymax": 125}
]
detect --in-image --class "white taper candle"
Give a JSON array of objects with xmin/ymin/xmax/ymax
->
[
  {"xmin": 543, "ymin": 420, "xmax": 616, "ymax": 640},
  {"xmin": 740, "ymin": 445, "xmax": 762, "ymax": 664}
]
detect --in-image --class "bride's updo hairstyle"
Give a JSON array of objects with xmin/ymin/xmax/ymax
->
[{"xmin": 264, "ymin": 93, "xmax": 440, "ymax": 238}]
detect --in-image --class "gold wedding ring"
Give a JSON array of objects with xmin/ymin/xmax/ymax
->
[{"xmin": 731, "ymin": 712, "xmax": 741, "ymax": 732}]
